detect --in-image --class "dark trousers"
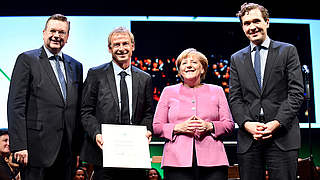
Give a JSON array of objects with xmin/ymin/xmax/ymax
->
[
  {"xmin": 93, "ymin": 166, "xmax": 147, "ymax": 180},
  {"xmin": 163, "ymin": 166, "xmax": 228, "ymax": 180},
  {"xmin": 21, "ymin": 131, "xmax": 72, "ymax": 180},
  {"xmin": 238, "ymin": 139, "xmax": 298, "ymax": 180}
]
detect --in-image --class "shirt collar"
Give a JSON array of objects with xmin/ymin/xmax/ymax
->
[
  {"xmin": 112, "ymin": 61, "xmax": 131, "ymax": 76},
  {"xmin": 43, "ymin": 45, "xmax": 63, "ymax": 60},
  {"xmin": 250, "ymin": 36, "xmax": 271, "ymax": 52}
]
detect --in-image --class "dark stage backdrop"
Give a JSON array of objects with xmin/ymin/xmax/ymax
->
[{"xmin": 131, "ymin": 21, "xmax": 313, "ymax": 123}]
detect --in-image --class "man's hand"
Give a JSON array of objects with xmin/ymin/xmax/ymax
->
[
  {"xmin": 96, "ymin": 134, "xmax": 104, "ymax": 150},
  {"xmin": 244, "ymin": 122, "xmax": 266, "ymax": 140},
  {"xmin": 146, "ymin": 130, "xmax": 152, "ymax": 143},
  {"xmin": 260, "ymin": 120, "xmax": 280, "ymax": 140},
  {"xmin": 14, "ymin": 150, "xmax": 28, "ymax": 165}
]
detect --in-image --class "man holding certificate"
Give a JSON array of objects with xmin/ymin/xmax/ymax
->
[{"xmin": 80, "ymin": 27, "xmax": 154, "ymax": 179}]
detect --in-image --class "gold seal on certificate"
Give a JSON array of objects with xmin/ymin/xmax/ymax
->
[{"xmin": 102, "ymin": 124, "xmax": 151, "ymax": 168}]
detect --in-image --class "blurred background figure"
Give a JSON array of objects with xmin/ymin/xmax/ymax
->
[
  {"xmin": 0, "ymin": 128, "xmax": 20, "ymax": 180},
  {"xmin": 147, "ymin": 168, "xmax": 162, "ymax": 180},
  {"xmin": 73, "ymin": 167, "xmax": 88, "ymax": 180}
]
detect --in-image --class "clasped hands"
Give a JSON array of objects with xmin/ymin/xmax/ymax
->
[
  {"xmin": 173, "ymin": 115, "xmax": 213, "ymax": 138},
  {"xmin": 244, "ymin": 120, "xmax": 280, "ymax": 140}
]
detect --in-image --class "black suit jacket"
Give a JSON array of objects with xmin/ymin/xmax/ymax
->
[
  {"xmin": 80, "ymin": 62, "xmax": 154, "ymax": 166},
  {"xmin": 229, "ymin": 40, "xmax": 304, "ymax": 153},
  {"xmin": 7, "ymin": 47, "xmax": 83, "ymax": 167},
  {"xmin": 0, "ymin": 156, "xmax": 13, "ymax": 180}
]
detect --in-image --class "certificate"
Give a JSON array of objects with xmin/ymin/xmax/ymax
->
[{"xmin": 102, "ymin": 124, "xmax": 151, "ymax": 169}]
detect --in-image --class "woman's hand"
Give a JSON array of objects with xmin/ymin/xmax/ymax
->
[
  {"xmin": 173, "ymin": 115, "xmax": 213, "ymax": 136},
  {"xmin": 173, "ymin": 115, "xmax": 198, "ymax": 135}
]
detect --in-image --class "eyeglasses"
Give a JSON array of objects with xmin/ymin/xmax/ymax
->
[{"xmin": 48, "ymin": 29, "xmax": 67, "ymax": 37}]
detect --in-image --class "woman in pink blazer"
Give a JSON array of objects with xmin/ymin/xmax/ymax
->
[{"xmin": 153, "ymin": 48, "xmax": 234, "ymax": 180}]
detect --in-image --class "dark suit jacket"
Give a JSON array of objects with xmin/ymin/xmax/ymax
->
[
  {"xmin": 80, "ymin": 62, "xmax": 154, "ymax": 166},
  {"xmin": 0, "ymin": 156, "xmax": 13, "ymax": 180},
  {"xmin": 7, "ymin": 47, "xmax": 83, "ymax": 167},
  {"xmin": 229, "ymin": 40, "xmax": 304, "ymax": 153}
]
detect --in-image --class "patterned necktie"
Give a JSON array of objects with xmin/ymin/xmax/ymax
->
[
  {"xmin": 119, "ymin": 71, "xmax": 130, "ymax": 124},
  {"xmin": 254, "ymin": 46, "xmax": 262, "ymax": 89},
  {"xmin": 54, "ymin": 55, "xmax": 67, "ymax": 102}
]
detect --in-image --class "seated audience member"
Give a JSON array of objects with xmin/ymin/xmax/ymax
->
[
  {"xmin": 73, "ymin": 167, "xmax": 88, "ymax": 180},
  {"xmin": 147, "ymin": 168, "xmax": 162, "ymax": 180},
  {"xmin": 0, "ymin": 128, "xmax": 19, "ymax": 180}
]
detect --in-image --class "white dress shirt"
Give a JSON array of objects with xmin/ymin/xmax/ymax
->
[
  {"xmin": 43, "ymin": 45, "xmax": 67, "ymax": 94},
  {"xmin": 112, "ymin": 61, "xmax": 133, "ymax": 121},
  {"xmin": 250, "ymin": 36, "xmax": 271, "ymax": 87}
]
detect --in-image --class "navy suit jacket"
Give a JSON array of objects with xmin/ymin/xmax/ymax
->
[
  {"xmin": 7, "ymin": 47, "xmax": 83, "ymax": 167},
  {"xmin": 229, "ymin": 40, "xmax": 304, "ymax": 153},
  {"xmin": 80, "ymin": 62, "xmax": 154, "ymax": 166}
]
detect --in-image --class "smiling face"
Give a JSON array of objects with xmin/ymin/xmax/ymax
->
[
  {"xmin": 43, "ymin": 19, "xmax": 69, "ymax": 54},
  {"xmin": 108, "ymin": 32, "xmax": 135, "ymax": 69},
  {"xmin": 179, "ymin": 54, "xmax": 204, "ymax": 87},
  {"xmin": 241, "ymin": 8, "xmax": 269, "ymax": 45}
]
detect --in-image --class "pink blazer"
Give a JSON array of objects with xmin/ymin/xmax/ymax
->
[{"xmin": 153, "ymin": 84, "xmax": 234, "ymax": 167}]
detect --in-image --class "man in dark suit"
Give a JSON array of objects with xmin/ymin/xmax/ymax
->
[
  {"xmin": 229, "ymin": 3, "xmax": 304, "ymax": 180},
  {"xmin": 80, "ymin": 27, "xmax": 154, "ymax": 180},
  {"xmin": 7, "ymin": 14, "xmax": 83, "ymax": 180}
]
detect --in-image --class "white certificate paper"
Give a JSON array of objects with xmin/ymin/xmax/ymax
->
[{"xmin": 102, "ymin": 124, "xmax": 151, "ymax": 169}]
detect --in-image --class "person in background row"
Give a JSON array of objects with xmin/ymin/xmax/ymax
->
[
  {"xmin": 73, "ymin": 167, "xmax": 88, "ymax": 180},
  {"xmin": 7, "ymin": 14, "xmax": 83, "ymax": 180},
  {"xmin": 0, "ymin": 128, "xmax": 20, "ymax": 180},
  {"xmin": 153, "ymin": 48, "xmax": 234, "ymax": 180},
  {"xmin": 80, "ymin": 26, "xmax": 154, "ymax": 179},
  {"xmin": 147, "ymin": 168, "xmax": 162, "ymax": 180},
  {"xmin": 229, "ymin": 3, "xmax": 304, "ymax": 180}
]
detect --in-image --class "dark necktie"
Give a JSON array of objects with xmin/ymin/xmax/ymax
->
[
  {"xmin": 254, "ymin": 46, "xmax": 262, "ymax": 89},
  {"xmin": 119, "ymin": 71, "xmax": 130, "ymax": 124},
  {"xmin": 54, "ymin": 55, "xmax": 67, "ymax": 102}
]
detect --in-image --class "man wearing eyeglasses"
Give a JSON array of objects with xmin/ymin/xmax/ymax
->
[{"xmin": 7, "ymin": 14, "xmax": 83, "ymax": 180}]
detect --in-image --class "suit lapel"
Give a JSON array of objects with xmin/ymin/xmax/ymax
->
[
  {"xmin": 105, "ymin": 63, "xmax": 120, "ymax": 109},
  {"xmin": 38, "ymin": 47, "xmax": 65, "ymax": 104},
  {"xmin": 243, "ymin": 46, "xmax": 261, "ymax": 94},
  {"xmin": 131, "ymin": 67, "xmax": 140, "ymax": 123},
  {"xmin": 262, "ymin": 40, "xmax": 278, "ymax": 93},
  {"xmin": 63, "ymin": 54, "xmax": 73, "ymax": 104}
]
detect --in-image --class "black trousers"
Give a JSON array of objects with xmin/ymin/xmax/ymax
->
[
  {"xmin": 238, "ymin": 139, "xmax": 298, "ymax": 180},
  {"xmin": 21, "ymin": 131, "xmax": 72, "ymax": 180},
  {"xmin": 93, "ymin": 166, "xmax": 146, "ymax": 180},
  {"xmin": 163, "ymin": 166, "xmax": 228, "ymax": 180}
]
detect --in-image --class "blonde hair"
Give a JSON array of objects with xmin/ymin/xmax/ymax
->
[
  {"xmin": 176, "ymin": 48, "xmax": 208, "ymax": 81},
  {"xmin": 108, "ymin": 26, "xmax": 135, "ymax": 48}
]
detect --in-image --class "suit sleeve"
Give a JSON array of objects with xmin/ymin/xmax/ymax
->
[
  {"xmin": 153, "ymin": 87, "xmax": 176, "ymax": 141},
  {"xmin": 274, "ymin": 45, "xmax": 304, "ymax": 129},
  {"xmin": 139, "ymin": 75, "xmax": 154, "ymax": 132},
  {"xmin": 73, "ymin": 62, "xmax": 84, "ymax": 154},
  {"xmin": 80, "ymin": 69, "xmax": 101, "ymax": 142},
  {"xmin": 7, "ymin": 53, "xmax": 30, "ymax": 152},
  {"xmin": 229, "ymin": 55, "xmax": 254, "ymax": 128}
]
